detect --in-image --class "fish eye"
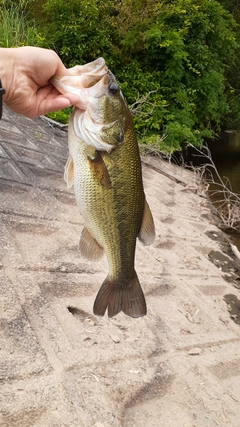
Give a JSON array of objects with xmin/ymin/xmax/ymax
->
[{"xmin": 109, "ymin": 83, "xmax": 118, "ymax": 95}]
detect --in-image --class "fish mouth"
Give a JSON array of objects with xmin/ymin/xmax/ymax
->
[
  {"xmin": 68, "ymin": 57, "xmax": 108, "ymax": 87},
  {"xmin": 51, "ymin": 58, "xmax": 108, "ymax": 92},
  {"xmin": 51, "ymin": 57, "xmax": 114, "ymax": 110}
]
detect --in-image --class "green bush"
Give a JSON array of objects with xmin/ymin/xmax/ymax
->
[
  {"xmin": 46, "ymin": 107, "xmax": 72, "ymax": 124},
  {"xmin": 1, "ymin": 0, "xmax": 240, "ymax": 152},
  {"xmin": 111, "ymin": 0, "xmax": 238, "ymax": 152},
  {"xmin": 34, "ymin": 0, "xmax": 114, "ymax": 66}
]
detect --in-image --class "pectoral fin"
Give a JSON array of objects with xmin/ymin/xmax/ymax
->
[
  {"xmin": 88, "ymin": 150, "xmax": 111, "ymax": 189},
  {"xmin": 79, "ymin": 226, "xmax": 104, "ymax": 261},
  {"xmin": 138, "ymin": 200, "xmax": 155, "ymax": 246},
  {"xmin": 64, "ymin": 155, "xmax": 74, "ymax": 188}
]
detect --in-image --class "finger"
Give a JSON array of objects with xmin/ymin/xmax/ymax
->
[
  {"xmin": 49, "ymin": 88, "xmax": 80, "ymax": 106},
  {"xmin": 36, "ymin": 97, "xmax": 71, "ymax": 117},
  {"xmin": 51, "ymin": 51, "xmax": 72, "ymax": 78},
  {"xmin": 36, "ymin": 94, "xmax": 80, "ymax": 117},
  {"xmin": 62, "ymin": 92, "xmax": 80, "ymax": 106}
]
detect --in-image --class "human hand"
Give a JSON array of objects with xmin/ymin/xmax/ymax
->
[{"xmin": 0, "ymin": 46, "xmax": 80, "ymax": 118}]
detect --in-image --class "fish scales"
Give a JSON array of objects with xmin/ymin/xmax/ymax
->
[
  {"xmin": 69, "ymin": 111, "xmax": 144, "ymax": 279},
  {"xmin": 51, "ymin": 58, "xmax": 155, "ymax": 318}
]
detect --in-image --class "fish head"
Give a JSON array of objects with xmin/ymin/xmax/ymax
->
[
  {"xmin": 88, "ymin": 71, "xmax": 127, "ymax": 148},
  {"xmin": 51, "ymin": 58, "xmax": 128, "ymax": 152}
]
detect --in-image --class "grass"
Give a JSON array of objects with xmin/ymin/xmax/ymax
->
[{"xmin": 0, "ymin": 2, "xmax": 39, "ymax": 47}]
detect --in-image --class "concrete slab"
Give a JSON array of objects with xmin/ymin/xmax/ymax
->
[{"xmin": 0, "ymin": 105, "xmax": 240, "ymax": 427}]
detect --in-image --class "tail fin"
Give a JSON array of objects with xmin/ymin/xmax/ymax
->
[{"xmin": 93, "ymin": 272, "xmax": 147, "ymax": 318}]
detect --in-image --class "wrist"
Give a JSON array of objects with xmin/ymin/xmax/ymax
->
[
  {"xmin": 0, "ymin": 48, "xmax": 16, "ymax": 103},
  {"xmin": 0, "ymin": 79, "xmax": 5, "ymax": 119}
]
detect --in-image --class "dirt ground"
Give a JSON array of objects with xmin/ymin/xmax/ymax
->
[{"xmin": 0, "ymin": 106, "xmax": 240, "ymax": 427}]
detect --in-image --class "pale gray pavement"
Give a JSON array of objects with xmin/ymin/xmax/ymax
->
[{"xmin": 0, "ymin": 106, "xmax": 240, "ymax": 427}]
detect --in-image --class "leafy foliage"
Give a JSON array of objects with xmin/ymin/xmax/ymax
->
[
  {"xmin": 47, "ymin": 107, "xmax": 72, "ymax": 124},
  {"xmin": 217, "ymin": 0, "xmax": 240, "ymax": 130},
  {"xmin": 32, "ymin": 0, "xmax": 115, "ymax": 66},
  {"xmin": 1, "ymin": 0, "xmax": 240, "ymax": 152},
  {"xmin": 110, "ymin": 0, "xmax": 238, "ymax": 151}
]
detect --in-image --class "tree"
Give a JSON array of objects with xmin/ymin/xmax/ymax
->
[
  {"xmin": 13, "ymin": 0, "xmax": 240, "ymax": 152},
  {"xmin": 110, "ymin": 0, "xmax": 238, "ymax": 151}
]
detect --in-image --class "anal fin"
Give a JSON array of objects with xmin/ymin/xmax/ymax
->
[
  {"xmin": 79, "ymin": 226, "xmax": 104, "ymax": 261},
  {"xmin": 138, "ymin": 200, "xmax": 155, "ymax": 245}
]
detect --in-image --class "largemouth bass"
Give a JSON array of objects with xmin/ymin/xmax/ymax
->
[{"xmin": 51, "ymin": 58, "xmax": 155, "ymax": 318}]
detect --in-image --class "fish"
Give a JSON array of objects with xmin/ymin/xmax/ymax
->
[{"xmin": 51, "ymin": 58, "xmax": 155, "ymax": 318}]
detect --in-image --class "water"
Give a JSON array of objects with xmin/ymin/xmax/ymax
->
[
  {"xmin": 194, "ymin": 132, "xmax": 240, "ymax": 250},
  {"xmin": 207, "ymin": 132, "xmax": 240, "ymax": 194},
  {"xmin": 174, "ymin": 132, "xmax": 240, "ymax": 249}
]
